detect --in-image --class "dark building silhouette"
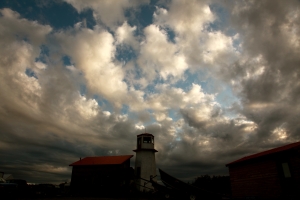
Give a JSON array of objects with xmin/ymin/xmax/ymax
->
[
  {"xmin": 226, "ymin": 141, "xmax": 300, "ymax": 199},
  {"xmin": 69, "ymin": 155, "xmax": 134, "ymax": 196}
]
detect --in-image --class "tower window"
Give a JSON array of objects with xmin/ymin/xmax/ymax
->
[{"xmin": 143, "ymin": 137, "xmax": 152, "ymax": 143}]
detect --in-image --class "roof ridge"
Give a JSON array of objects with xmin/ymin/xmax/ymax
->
[
  {"xmin": 69, "ymin": 155, "xmax": 134, "ymax": 166},
  {"xmin": 226, "ymin": 141, "xmax": 300, "ymax": 166}
]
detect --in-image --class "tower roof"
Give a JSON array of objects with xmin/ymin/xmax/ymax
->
[
  {"xmin": 133, "ymin": 148, "xmax": 158, "ymax": 152},
  {"xmin": 137, "ymin": 133, "xmax": 154, "ymax": 137}
]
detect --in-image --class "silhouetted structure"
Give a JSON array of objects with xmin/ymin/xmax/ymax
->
[
  {"xmin": 69, "ymin": 155, "xmax": 134, "ymax": 196},
  {"xmin": 226, "ymin": 141, "xmax": 300, "ymax": 199}
]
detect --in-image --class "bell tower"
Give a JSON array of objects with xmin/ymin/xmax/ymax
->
[{"xmin": 133, "ymin": 133, "xmax": 157, "ymax": 191}]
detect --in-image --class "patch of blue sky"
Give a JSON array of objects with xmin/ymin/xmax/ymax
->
[
  {"xmin": 173, "ymin": 70, "xmax": 210, "ymax": 93},
  {"xmin": 209, "ymin": 3, "xmax": 238, "ymax": 39},
  {"xmin": 79, "ymin": 84, "xmax": 87, "ymax": 96},
  {"xmin": 0, "ymin": 0, "xmax": 96, "ymax": 30},
  {"xmin": 168, "ymin": 109, "xmax": 181, "ymax": 121},
  {"xmin": 174, "ymin": 69, "xmax": 240, "ymax": 117},
  {"xmin": 35, "ymin": 45, "xmax": 49, "ymax": 64},
  {"xmin": 232, "ymin": 38, "xmax": 242, "ymax": 52},
  {"xmin": 166, "ymin": 28, "xmax": 176, "ymax": 43},
  {"xmin": 25, "ymin": 68, "xmax": 38, "ymax": 79},
  {"xmin": 135, "ymin": 67, "xmax": 143, "ymax": 80},
  {"xmin": 92, "ymin": 94, "xmax": 113, "ymax": 113},
  {"xmin": 125, "ymin": 0, "xmax": 158, "ymax": 33},
  {"xmin": 145, "ymin": 119, "xmax": 160, "ymax": 129},
  {"xmin": 205, "ymin": 4, "xmax": 242, "ymax": 62},
  {"xmin": 143, "ymin": 84, "xmax": 156, "ymax": 97},
  {"xmin": 142, "ymin": 76, "xmax": 166, "ymax": 97},
  {"xmin": 179, "ymin": 71, "xmax": 239, "ymax": 108},
  {"xmin": 160, "ymin": 27, "xmax": 176, "ymax": 44},
  {"xmin": 62, "ymin": 55, "xmax": 72, "ymax": 66},
  {"xmin": 121, "ymin": 104, "xmax": 130, "ymax": 115},
  {"xmin": 122, "ymin": 65, "xmax": 143, "ymax": 91},
  {"xmin": 215, "ymin": 84, "xmax": 240, "ymax": 110},
  {"xmin": 146, "ymin": 109, "xmax": 154, "ymax": 114},
  {"xmin": 116, "ymin": 45, "xmax": 137, "ymax": 63},
  {"xmin": 208, "ymin": 3, "xmax": 229, "ymax": 32},
  {"xmin": 78, "ymin": 86, "xmax": 115, "ymax": 114}
]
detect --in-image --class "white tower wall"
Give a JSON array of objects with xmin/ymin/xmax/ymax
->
[{"xmin": 134, "ymin": 133, "xmax": 157, "ymax": 192}]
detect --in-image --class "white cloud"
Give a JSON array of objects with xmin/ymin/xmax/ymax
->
[
  {"xmin": 153, "ymin": 1, "xmax": 238, "ymax": 71},
  {"xmin": 115, "ymin": 21, "xmax": 139, "ymax": 50},
  {"xmin": 154, "ymin": 0, "xmax": 215, "ymax": 35},
  {"xmin": 0, "ymin": 8, "xmax": 52, "ymax": 46},
  {"xmin": 64, "ymin": 0, "xmax": 149, "ymax": 29},
  {"xmin": 146, "ymin": 83, "xmax": 215, "ymax": 112},
  {"xmin": 0, "ymin": 8, "xmax": 51, "ymax": 118},
  {"xmin": 138, "ymin": 25, "xmax": 188, "ymax": 81},
  {"xmin": 56, "ymin": 27, "xmax": 136, "ymax": 108}
]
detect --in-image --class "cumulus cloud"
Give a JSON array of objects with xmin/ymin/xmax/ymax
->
[
  {"xmin": 137, "ymin": 24, "xmax": 188, "ymax": 82},
  {"xmin": 115, "ymin": 21, "xmax": 139, "ymax": 50},
  {"xmin": 154, "ymin": 0, "xmax": 238, "ymax": 72},
  {"xmin": 154, "ymin": 0, "xmax": 215, "ymax": 35},
  {"xmin": 64, "ymin": 0, "xmax": 149, "ymax": 29},
  {"xmin": 55, "ymin": 26, "xmax": 146, "ymax": 109}
]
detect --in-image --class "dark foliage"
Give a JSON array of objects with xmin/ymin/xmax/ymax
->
[{"xmin": 192, "ymin": 175, "xmax": 231, "ymax": 196}]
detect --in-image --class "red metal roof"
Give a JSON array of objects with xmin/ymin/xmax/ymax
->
[
  {"xmin": 69, "ymin": 155, "xmax": 133, "ymax": 166},
  {"xmin": 226, "ymin": 141, "xmax": 300, "ymax": 166}
]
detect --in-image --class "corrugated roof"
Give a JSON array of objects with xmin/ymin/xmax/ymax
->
[
  {"xmin": 69, "ymin": 155, "xmax": 133, "ymax": 166},
  {"xmin": 226, "ymin": 141, "xmax": 300, "ymax": 166}
]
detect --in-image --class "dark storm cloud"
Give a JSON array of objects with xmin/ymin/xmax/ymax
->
[
  {"xmin": 224, "ymin": 0, "xmax": 300, "ymax": 140},
  {"xmin": 0, "ymin": 107, "xmax": 140, "ymax": 183}
]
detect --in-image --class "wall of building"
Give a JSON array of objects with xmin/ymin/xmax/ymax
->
[
  {"xmin": 283, "ymin": 151, "xmax": 300, "ymax": 198},
  {"xmin": 229, "ymin": 158, "xmax": 282, "ymax": 199},
  {"xmin": 142, "ymin": 143, "xmax": 154, "ymax": 149},
  {"xmin": 290, "ymin": 151, "xmax": 300, "ymax": 182},
  {"xmin": 135, "ymin": 150, "xmax": 156, "ymax": 191},
  {"xmin": 229, "ymin": 149, "xmax": 300, "ymax": 199},
  {"xmin": 71, "ymin": 164, "xmax": 133, "ymax": 196}
]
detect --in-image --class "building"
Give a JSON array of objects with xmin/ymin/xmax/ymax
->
[
  {"xmin": 226, "ymin": 141, "xmax": 300, "ymax": 199},
  {"xmin": 133, "ymin": 133, "xmax": 157, "ymax": 191},
  {"xmin": 69, "ymin": 155, "xmax": 134, "ymax": 196}
]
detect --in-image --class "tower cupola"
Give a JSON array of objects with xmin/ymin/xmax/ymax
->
[{"xmin": 133, "ymin": 133, "xmax": 158, "ymax": 152}]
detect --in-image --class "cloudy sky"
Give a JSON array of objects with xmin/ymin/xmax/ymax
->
[{"xmin": 0, "ymin": 0, "xmax": 300, "ymax": 184}]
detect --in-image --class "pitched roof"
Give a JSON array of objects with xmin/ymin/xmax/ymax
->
[
  {"xmin": 69, "ymin": 155, "xmax": 133, "ymax": 166},
  {"xmin": 226, "ymin": 141, "xmax": 300, "ymax": 166}
]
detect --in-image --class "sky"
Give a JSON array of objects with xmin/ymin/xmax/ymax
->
[{"xmin": 0, "ymin": 0, "xmax": 300, "ymax": 184}]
